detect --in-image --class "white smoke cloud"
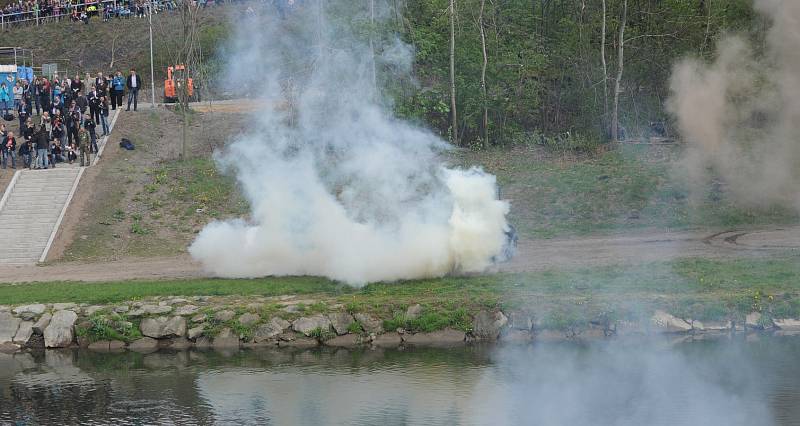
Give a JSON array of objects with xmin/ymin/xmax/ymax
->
[
  {"xmin": 189, "ymin": 2, "xmax": 511, "ymax": 285},
  {"xmin": 667, "ymin": 0, "xmax": 800, "ymax": 211}
]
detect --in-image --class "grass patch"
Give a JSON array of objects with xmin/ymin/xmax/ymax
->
[
  {"xmin": 4, "ymin": 255, "xmax": 800, "ymax": 330},
  {"xmin": 452, "ymin": 145, "xmax": 799, "ymax": 238},
  {"xmin": 76, "ymin": 311, "xmax": 142, "ymax": 343}
]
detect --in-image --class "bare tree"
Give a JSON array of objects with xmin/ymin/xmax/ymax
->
[
  {"xmin": 611, "ymin": 0, "xmax": 627, "ymax": 142},
  {"xmin": 478, "ymin": 0, "xmax": 488, "ymax": 147},
  {"xmin": 600, "ymin": 0, "xmax": 608, "ymax": 131},
  {"xmin": 449, "ymin": 0, "xmax": 458, "ymax": 145},
  {"xmin": 370, "ymin": 0, "xmax": 377, "ymax": 95},
  {"xmin": 175, "ymin": 0, "xmax": 201, "ymax": 159}
]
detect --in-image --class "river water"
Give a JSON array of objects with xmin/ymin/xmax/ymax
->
[{"xmin": 1, "ymin": 335, "xmax": 798, "ymax": 425}]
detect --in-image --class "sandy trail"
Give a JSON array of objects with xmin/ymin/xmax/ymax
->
[
  {"xmin": 500, "ymin": 226, "xmax": 799, "ymax": 273},
  {"xmin": 0, "ymin": 226, "xmax": 796, "ymax": 283}
]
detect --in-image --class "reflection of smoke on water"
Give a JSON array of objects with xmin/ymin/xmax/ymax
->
[{"xmin": 471, "ymin": 340, "xmax": 776, "ymax": 426}]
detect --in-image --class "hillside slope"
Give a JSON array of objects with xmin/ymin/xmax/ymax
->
[{"xmin": 1, "ymin": 8, "xmax": 229, "ymax": 84}]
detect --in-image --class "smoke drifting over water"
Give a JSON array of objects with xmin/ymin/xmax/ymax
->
[
  {"xmin": 667, "ymin": 0, "xmax": 800, "ymax": 211},
  {"xmin": 189, "ymin": 3, "xmax": 511, "ymax": 285}
]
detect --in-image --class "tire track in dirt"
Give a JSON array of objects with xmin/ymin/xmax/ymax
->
[{"xmin": 0, "ymin": 227, "xmax": 796, "ymax": 283}]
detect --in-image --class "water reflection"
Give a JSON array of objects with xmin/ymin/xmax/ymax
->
[{"xmin": 0, "ymin": 336, "xmax": 798, "ymax": 425}]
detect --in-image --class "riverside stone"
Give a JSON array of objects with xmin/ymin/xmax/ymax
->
[
  {"xmin": 405, "ymin": 304, "xmax": 423, "ymax": 320},
  {"xmin": 113, "ymin": 305, "xmax": 130, "ymax": 314},
  {"xmin": 473, "ymin": 311, "xmax": 509, "ymax": 340},
  {"xmin": 254, "ymin": 318, "xmax": 291, "ymax": 342},
  {"xmin": 277, "ymin": 337, "xmax": 318, "ymax": 348},
  {"xmin": 292, "ymin": 315, "xmax": 332, "ymax": 336},
  {"xmin": 44, "ymin": 310, "xmax": 78, "ymax": 348},
  {"xmin": 88, "ymin": 341, "xmax": 122, "ymax": 352},
  {"xmin": 187, "ymin": 326, "xmax": 205, "ymax": 340},
  {"xmin": 403, "ymin": 329, "xmax": 465, "ymax": 347},
  {"xmin": 0, "ymin": 312, "xmax": 21, "ymax": 343},
  {"xmin": 174, "ymin": 305, "xmax": 199, "ymax": 316},
  {"xmin": 327, "ymin": 312, "xmax": 355, "ymax": 335},
  {"xmin": 650, "ymin": 310, "xmax": 692, "ymax": 333},
  {"xmin": 140, "ymin": 316, "xmax": 187, "ymax": 339},
  {"xmin": 372, "ymin": 332, "xmax": 402, "ymax": 348},
  {"xmin": 32, "ymin": 313, "xmax": 52, "ymax": 335},
  {"xmin": 508, "ymin": 312, "xmax": 534, "ymax": 331},
  {"xmin": 775, "ymin": 319, "xmax": 800, "ymax": 331},
  {"xmin": 325, "ymin": 334, "xmax": 361, "ymax": 347},
  {"xmin": 238, "ymin": 313, "xmax": 260, "ymax": 326},
  {"xmin": 13, "ymin": 321, "xmax": 33, "ymax": 345},
  {"xmin": 52, "ymin": 303, "xmax": 77, "ymax": 311},
  {"xmin": 13, "ymin": 304, "xmax": 46, "ymax": 317},
  {"xmin": 212, "ymin": 328, "xmax": 240, "ymax": 349},
  {"xmin": 746, "ymin": 312, "xmax": 769, "ymax": 329},
  {"xmin": 191, "ymin": 314, "xmax": 207, "ymax": 323},
  {"xmin": 215, "ymin": 310, "xmax": 235, "ymax": 322},
  {"xmin": 143, "ymin": 305, "xmax": 173, "ymax": 315},
  {"xmin": 128, "ymin": 337, "xmax": 159, "ymax": 353},
  {"xmin": 84, "ymin": 306, "xmax": 105, "ymax": 316},
  {"xmin": 354, "ymin": 313, "xmax": 383, "ymax": 334}
]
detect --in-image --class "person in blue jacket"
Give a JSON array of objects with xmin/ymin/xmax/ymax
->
[
  {"xmin": 0, "ymin": 82, "xmax": 11, "ymax": 117},
  {"xmin": 112, "ymin": 71, "xmax": 125, "ymax": 110}
]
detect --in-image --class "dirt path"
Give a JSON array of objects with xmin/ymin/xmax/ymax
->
[
  {"xmin": 500, "ymin": 226, "xmax": 800, "ymax": 273},
  {"xmin": 0, "ymin": 226, "xmax": 796, "ymax": 283}
]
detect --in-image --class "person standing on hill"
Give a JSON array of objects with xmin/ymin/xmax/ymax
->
[
  {"xmin": 2, "ymin": 130, "xmax": 16, "ymax": 169},
  {"xmin": 78, "ymin": 126, "xmax": 91, "ymax": 166},
  {"xmin": 99, "ymin": 95, "xmax": 110, "ymax": 136},
  {"xmin": 35, "ymin": 125, "xmax": 49, "ymax": 169},
  {"xmin": 18, "ymin": 138, "xmax": 32, "ymax": 169},
  {"xmin": 0, "ymin": 82, "xmax": 10, "ymax": 117},
  {"xmin": 17, "ymin": 99, "xmax": 29, "ymax": 130},
  {"xmin": 71, "ymin": 75, "xmax": 83, "ymax": 97},
  {"xmin": 88, "ymin": 84, "xmax": 101, "ymax": 123},
  {"xmin": 84, "ymin": 114, "xmax": 98, "ymax": 153},
  {"xmin": 12, "ymin": 81, "xmax": 22, "ymax": 111},
  {"xmin": 112, "ymin": 71, "xmax": 125, "ymax": 110},
  {"xmin": 126, "ymin": 69, "xmax": 141, "ymax": 111}
]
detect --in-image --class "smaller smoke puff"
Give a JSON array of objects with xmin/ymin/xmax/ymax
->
[
  {"xmin": 189, "ymin": 4, "xmax": 511, "ymax": 286},
  {"xmin": 667, "ymin": 0, "xmax": 800, "ymax": 211}
]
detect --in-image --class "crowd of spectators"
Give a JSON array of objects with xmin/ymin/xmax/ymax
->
[
  {"xmin": 0, "ymin": 0, "xmax": 185, "ymax": 25},
  {"xmin": 0, "ymin": 68, "xmax": 143, "ymax": 170}
]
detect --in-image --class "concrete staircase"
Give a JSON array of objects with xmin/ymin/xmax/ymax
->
[
  {"xmin": 0, "ymin": 168, "xmax": 82, "ymax": 263},
  {"xmin": 0, "ymin": 109, "xmax": 121, "ymax": 264}
]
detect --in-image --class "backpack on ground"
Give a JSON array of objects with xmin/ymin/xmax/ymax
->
[{"xmin": 119, "ymin": 138, "xmax": 135, "ymax": 150}]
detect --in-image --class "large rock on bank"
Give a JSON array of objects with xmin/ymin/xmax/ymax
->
[
  {"xmin": 472, "ymin": 310, "xmax": 508, "ymax": 340},
  {"xmin": 44, "ymin": 310, "xmax": 78, "ymax": 348},
  {"xmin": 0, "ymin": 312, "xmax": 21, "ymax": 343},
  {"xmin": 650, "ymin": 310, "xmax": 692, "ymax": 333},
  {"xmin": 13, "ymin": 304, "xmax": 46, "ymax": 320},
  {"xmin": 328, "ymin": 312, "xmax": 355, "ymax": 335},
  {"xmin": 292, "ymin": 315, "xmax": 332, "ymax": 336},
  {"xmin": 254, "ymin": 317, "xmax": 291, "ymax": 342},
  {"xmin": 140, "ymin": 316, "xmax": 186, "ymax": 339}
]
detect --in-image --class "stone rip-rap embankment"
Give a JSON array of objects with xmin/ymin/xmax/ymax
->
[{"xmin": 2, "ymin": 296, "xmax": 800, "ymax": 354}]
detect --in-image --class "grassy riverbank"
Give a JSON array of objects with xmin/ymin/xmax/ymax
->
[{"xmin": 3, "ymin": 255, "xmax": 799, "ymax": 330}]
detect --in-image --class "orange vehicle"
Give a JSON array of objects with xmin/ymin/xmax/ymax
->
[{"xmin": 163, "ymin": 65, "xmax": 199, "ymax": 103}]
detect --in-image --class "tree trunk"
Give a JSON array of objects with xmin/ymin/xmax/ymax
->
[
  {"xmin": 611, "ymin": 0, "xmax": 626, "ymax": 143},
  {"xmin": 449, "ymin": 0, "xmax": 458, "ymax": 145},
  {"xmin": 601, "ymin": 0, "xmax": 608, "ymax": 132},
  {"xmin": 479, "ymin": 0, "xmax": 488, "ymax": 147},
  {"xmin": 370, "ymin": 0, "xmax": 377, "ymax": 96}
]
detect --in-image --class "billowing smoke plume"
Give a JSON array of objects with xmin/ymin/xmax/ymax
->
[
  {"xmin": 667, "ymin": 0, "xmax": 800, "ymax": 211},
  {"xmin": 189, "ymin": 2, "xmax": 511, "ymax": 285}
]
